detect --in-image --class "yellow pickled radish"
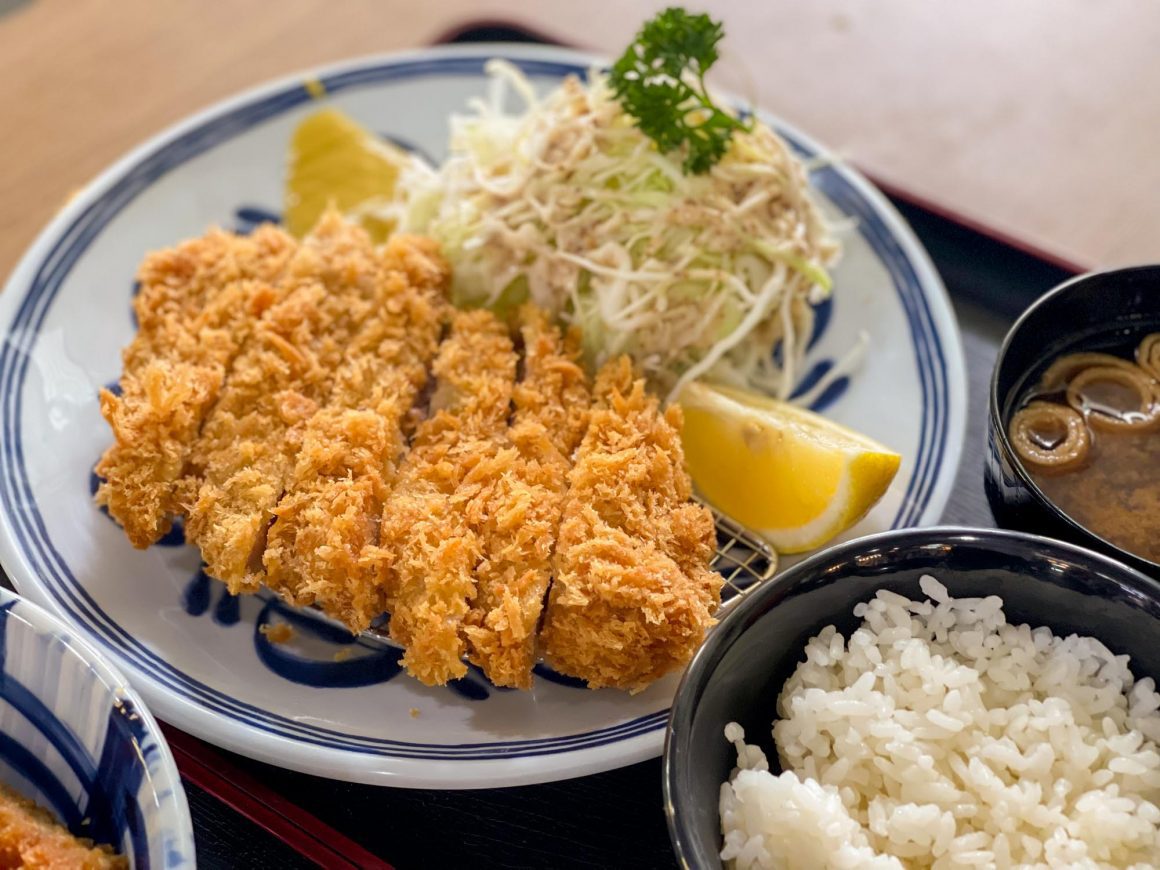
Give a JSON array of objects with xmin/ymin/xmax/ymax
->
[{"xmin": 284, "ymin": 108, "xmax": 412, "ymax": 241}]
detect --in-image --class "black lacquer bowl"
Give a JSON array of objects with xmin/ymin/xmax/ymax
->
[
  {"xmin": 985, "ymin": 265, "xmax": 1160, "ymax": 576},
  {"xmin": 663, "ymin": 527, "xmax": 1160, "ymax": 869}
]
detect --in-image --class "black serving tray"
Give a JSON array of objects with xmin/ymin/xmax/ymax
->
[{"xmin": 1, "ymin": 23, "xmax": 1084, "ymax": 870}]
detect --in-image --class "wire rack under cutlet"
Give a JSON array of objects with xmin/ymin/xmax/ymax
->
[
  {"xmin": 705, "ymin": 503, "xmax": 778, "ymax": 606},
  {"xmin": 308, "ymin": 507, "xmax": 778, "ymax": 649}
]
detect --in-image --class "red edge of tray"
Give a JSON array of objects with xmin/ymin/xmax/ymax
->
[
  {"xmin": 162, "ymin": 723, "xmax": 393, "ymax": 869},
  {"xmin": 865, "ymin": 175, "xmax": 1088, "ymax": 276}
]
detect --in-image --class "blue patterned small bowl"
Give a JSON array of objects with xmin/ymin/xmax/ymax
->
[{"xmin": 0, "ymin": 588, "xmax": 194, "ymax": 867}]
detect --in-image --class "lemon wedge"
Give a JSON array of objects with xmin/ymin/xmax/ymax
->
[
  {"xmin": 284, "ymin": 108, "xmax": 413, "ymax": 242},
  {"xmin": 679, "ymin": 382, "xmax": 901, "ymax": 553}
]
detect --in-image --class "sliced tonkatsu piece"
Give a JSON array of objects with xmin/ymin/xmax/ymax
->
[
  {"xmin": 262, "ymin": 236, "xmax": 449, "ymax": 631},
  {"xmin": 96, "ymin": 225, "xmax": 297, "ymax": 547},
  {"xmin": 373, "ymin": 309, "xmax": 517, "ymax": 685},
  {"xmin": 184, "ymin": 214, "xmax": 392, "ymax": 594},
  {"xmin": 462, "ymin": 306, "xmax": 590, "ymax": 688},
  {"xmin": 539, "ymin": 357, "xmax": 722, "ymax": 692}
]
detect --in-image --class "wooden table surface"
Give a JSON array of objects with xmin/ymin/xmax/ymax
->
[
  {"xmin": 1, "ymin": 0, "xmax": 1157, "ymax": 279},
  {"xmin": 3, "ymin": 0, "xmax": 1158, "ymax": 280}
]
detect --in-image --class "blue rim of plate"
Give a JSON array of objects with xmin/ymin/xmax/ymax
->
[{"xmin": 0, "ymin": 52, "xmax": 951, "ymax": 762}]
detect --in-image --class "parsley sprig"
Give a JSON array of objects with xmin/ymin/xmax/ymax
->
[{"xmin": 609, "ymin": 7, "xmax": 751, "ymax": 175}]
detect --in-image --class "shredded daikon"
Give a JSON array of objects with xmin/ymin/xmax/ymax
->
[{"xmin": 394, "ymin": 60, "xmax": 841, "ymax": 404}]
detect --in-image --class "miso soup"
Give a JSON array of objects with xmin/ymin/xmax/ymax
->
[{"xmin": 1008, "ymin": 331, "xmax": 1160, "ymax": 564}]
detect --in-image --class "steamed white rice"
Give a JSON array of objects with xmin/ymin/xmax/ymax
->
[{"xmin": 719, "ymin": 576, "xmax": 1160, "ymax": 869}]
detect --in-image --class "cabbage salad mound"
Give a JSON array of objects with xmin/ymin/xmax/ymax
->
[
  {"xmin": 720, "ymin": 576, "xmax": 1160, "ymax": 869},
  {"xmin": 397, "ymin": 58, "xmax": 840, "ymax": 407}
]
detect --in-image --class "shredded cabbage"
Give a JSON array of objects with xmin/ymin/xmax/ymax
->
[{"xmin": 394, "ymin": 60, "xmax": 841, "ymax": 404}]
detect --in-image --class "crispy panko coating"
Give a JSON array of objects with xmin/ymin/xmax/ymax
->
[
  {"xmin": 263, "ymin": 236, "xmax": 449, "ymax": 631},
  {"xmin": 462, "ymin": 307, "xmax": 590, "ymax": 688},
  {"xmin": 539, "ymin": 357, "xmax": 721, "ymax": 691},
  {"xmin": 0, "ymin": 783, "xmax": 125, "ymax": 869},
  {"xmin": 95, "ymin": 225, "xmax": 297, "ymax": 547},
  {"xmin": 99, "ymin": 214, "xmax": 724, "ymax": 695},
  {"xmin": 185, "ymin": 213, "xmax": 395, "ymax": 593},
  {"xmin": 373, "ymin": 309, "xmax": 516, "ymax": 685},
  {"xmin": 507, "ymin": 307, "xmax": 591, "ymax": 458}
]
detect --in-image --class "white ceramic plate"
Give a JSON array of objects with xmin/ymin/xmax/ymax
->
[{"xmin": 0, "ymin": 45, "xmax": 966, "ymax": 788}]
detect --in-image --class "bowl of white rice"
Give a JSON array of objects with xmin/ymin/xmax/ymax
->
[{"xmin": 664, "ymin": 527, "xmax": 1160, "ymax": 869}]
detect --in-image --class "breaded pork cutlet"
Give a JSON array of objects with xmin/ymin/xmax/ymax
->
[
  {"xmin": 96, "ymin": 225, "xmax": 296, "ymax": 547},
  {"xmin": 98, "ymin": 214, "xmax": 726, "ymax": 695},
  {"xmin": 539, "ymin": 357, "xmax": 721, "ymax": 691},
  {"xmin": 185, "ymin": 213, "xmax": 395, "ymax": 593},
  {"xmin": 0, "ymin": 783, "xmax": 125, "ymax": 869},
  {"xmin": 462, "ymin": 307, "xmax": 590, "ymax": 688},
  {"xmin": 262, "ymin": 236, "xmax": 449, "ymax": 631},
  {"xmin": 372, "ymin": 309, "xmax": 517, "ymax": 685}
]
